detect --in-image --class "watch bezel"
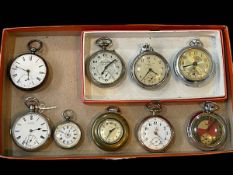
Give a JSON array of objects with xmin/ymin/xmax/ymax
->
[
  {"xmin": 174, "ymin": 46, "xmax": 215, "ymax": 87},
  {"xmin": 186, "ymin": 111, "xmax": 227, "ymax": 151},
  {"xmin": 91, "ymin": 111, "xmax": 129, "ymax": 151},
  {"xmin": 85, "ymin": 49, "xmax": 126, "ymax": 88},
  {"xmin": 131, "ymin": 51, "xmax": 171, "ymax": 89},
  {"xmin": 10, "ymin": 112, "xmax": 52, "ymax": 152},
  {"xmin": 137, "ymin": 115, "xmax": 175, "ymax": 152},
  {"xmin": 8, "ymin": 53, "xmax": 49, "ymax": 91}
]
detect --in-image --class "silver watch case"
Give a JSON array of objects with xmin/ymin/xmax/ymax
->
[
  {"xmin": 174, "ymin": 45, "xmax": 215, "ymax": 87},
  {"xmin": 131, "ymin": 51, "xmax": 171, "ymax": 89},
  {"xmin": 85, "ymin": 49, "xmax": 126, "ymax": 88}
]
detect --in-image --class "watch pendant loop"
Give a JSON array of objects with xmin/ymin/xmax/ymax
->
[
  {"xmin": 96, "ymin": 37, "xmax": 112, "ymax": 50},
  {"xmin": 27, "ymin": 40, "xmax": 43, "ymax": 53},
  {"xmin": 146, "ymin": 102, "xmax": 162, "ymax": 115},
  {"xmin": 62, "ymin": 109, "xmax": 74, "ymax": 121},
  {"xmin": 141, "ymin": 43, "xmax": 154, "ymax": 53},
  {"xmin": 106, "ymin": 106, "xmax": 120, "ymax": 113},
  {"xmin": 203, "ymin": 101, "xmax": 219, "ymax": 113},
  {"xmin": 189, "ymin": 39, "xmax": 203, "ymax": 47},
  {"xmin": 24, "ymin": 97, "xmax": 40, "ymax": 110}
]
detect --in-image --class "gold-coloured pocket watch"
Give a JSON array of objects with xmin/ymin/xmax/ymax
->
[
  {"xmin": 187, "ymin": 101, "xmax": 227, "ymax": 151},
  {"xmin": 174, "ymin": 39, "xmax": 215, "ymax": 86},
  {"xmin": 137, "ymin": 102, "xmax": 175, "ymax": 152},
  {"xmin": 131, "ymin": 43, "xmax": 170, "ymax": 89},
  {"xmin": 91, "ymin": 106, "xmax": 129, "ymax": 151}
]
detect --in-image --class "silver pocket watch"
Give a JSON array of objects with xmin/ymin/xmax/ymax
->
[
  {"xmin": 54, "ymin": 109, "xmax": 82, "ymax": 149},
  {"xmin": 186, "ymin": 101, "xmax": 227, "ymax": 151},
  {"xmin": 131, "ymin": 43, "xmax": 170, "ymax": 89},
  {"xmin": 10, "ymin": 97, "xmax": 56, "ymax": 151},
  {"xmin": 137, "ymin": 102, "xmax": 175, "ymax": 152},
  {"xmin": 85, "ymin": 37, "xmax": 126, "ymax": 87},
  {"xmin": 174, "ymin": 39, "xmax": 215, "ymax": 87},
  {"xmin": 8, "ymin": 40, "xmax": 48, "ymax": 90}
]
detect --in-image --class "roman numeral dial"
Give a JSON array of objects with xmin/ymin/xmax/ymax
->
[{"xmin": 9, "ymin": 53, "xmax": 48, "ymax": 90}]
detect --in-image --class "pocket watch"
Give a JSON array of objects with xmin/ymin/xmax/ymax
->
[
  {"xmin": 10, "ymin": 97, "xmax": 56, "ymax": 151},
  {"xmin": 186, "ymin": 101, "xmax": 227, "ymax": 151},
  {"xmin": 8, "ymin": 40, "xmax": 48, "ymax": 90},
  {"xmin": 54, "ymin": 109, "xmax": 82, "ymax": 149},
  {"xmin": 85, "ymin": 37, "xmax": 126, "ymax": 87},
  {"xmin": 130, "ymin": 43, "xmax": 170, "ymax": 89},
  {"xmin": 91, "ymin": 106, "xmax": 129, "ymax": 151},
  {"xmin": 137, "ymin": 102, "xmax": 175, "ymax": 152},
  {"xmin": 174, "ymin": 39, "xmax": 215, "ymax": 86}
]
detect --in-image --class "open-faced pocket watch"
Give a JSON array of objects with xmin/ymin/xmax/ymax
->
[
  {"xmin": 130, "ymin": 43, "xmax": 170, "ymax": 89},
  {"xmin": 8, "ymin": 40, "xmax": 48, "ymax": 90},
  {"xmin": 91, "ymin": 106, "xmax": 129, "ymax": 151},
  {"xmin": 85, "ymin": 37, "xmax": 126, "ymax": 87},
  {"xmin": 10, "ymin": 97, "xmax": 56, "ymax": 151},
  {"xmin": 174, "ymin": 39, "xmax": 215, "ymax": 87},
  {"xmin": 186, "ymin": 101, "xmax": 227, "ymax": 151},
  {"xmin": 54, "ymin": 109, "xmax": 82, "ymax": 149},
  {"xmin": 137, "ymin": 102, "xmax": 175, "ymax": 152}
]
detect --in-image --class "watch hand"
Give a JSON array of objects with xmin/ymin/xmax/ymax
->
[
  {"xmin": 141, "ymin": 69, "xmax": 151, "ymax": 81},
  {"xmin": 16, "ymin": 66, "xmax": 27, "ymax": 72},
  {"xmin": 29, "ymin": 128, "xmax": 42, "ymax": 132},
  {"xmin": 183, "ymin": 61, "xmax": 198, "ymax": 68},
  {"xmin": 154, "ymin": 130, "xmax": 164, "ymax": 142},
  {"xmin": 101, "ymin": 59, "xmax": 117, "ymax": 75},
  {"xmin": 149, "ymin": 68, "xmax": 158, "ymax": 75},
  {"xmin": 26, "ymin": 70, "xmax": 30, "ymax": 81},
  {"xmin": 107, "ymin": 128, "xmax": 116, "ymax": 138}
]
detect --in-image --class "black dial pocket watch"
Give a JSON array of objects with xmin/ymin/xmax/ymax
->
[
  {"xmin": 8, "ymin": 40, "xmax": 48, "ymax": 90},
  {"xmin": 186, "ymin": 101, "xmax": 227, "ymax": 151},
  {"xmin": 85, "ymin": 37, "xmax": 126, "ymax": 87},
  {"xmin": 91, "ymin": 106, "xmax": 130, "ymax": 151},
  {"xmin": 131, "ymin": 43, "xmax": 171, "ymax": 89},
  {"xmin": 174, "ymin": 39, "xmax": 215, "ymax": 87},
  {"xmin": 137, "ymin": 102, "xmax": 175, "ymax": 152},
  {"xmin": 10, "ymin": 97, "xmax": 56, "ymax": 151}
]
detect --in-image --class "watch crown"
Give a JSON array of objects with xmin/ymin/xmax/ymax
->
[{"xmin": 141, "ymin": 43, "xmax": 154, "ymax": 53}]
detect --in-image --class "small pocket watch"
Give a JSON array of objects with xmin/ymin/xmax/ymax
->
[
  {"xmin": 91, "ymin": 106, "xmax": 129, "ymax": 151},
  {"xmin": 130, "ymin": 43, "xmax": 170, "ymax": 89},
  {"xmin": 186, "ymin": 101, "xmax": 227, "ymax": 151},
  {"xmin": 174, "ymin": 39, "xmax": 215, "ymax": 86},
  {"xmin": 85, "ymin": 37, "xmax": 126, "ymax": 87},
  {"xmin": 8, "ymin": 40, "xmax": 48, "ymax": 90},
  {"xmin": 137, "ymin": 102, "xmax": 175, "ymax": 152},
  {"xmin": 10, "ymin": 97, "xmax": 56, "ymax": 151},
  {"xmin": 54, "ymin": 109, "xmax": 82, "ymax": 149}
]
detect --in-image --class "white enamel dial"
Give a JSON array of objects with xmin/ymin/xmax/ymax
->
[
  {"xmin": 11, "ymin": 113, "xmax": 51, "ymax": 151},
  {"xmin": 9, "ymin": 53, "xmax": 47, "ymax": 90},
  {"xmin": 88, "ymin": 51, "xmax": 124, "ymax": 86},
  {"xmin": 98, "ymin": 119, "xmax": 124, "ymax": 144},
  {"xmin": 137, "ymin": 116, "xmax": 174, "ymax": 152},
  {"xmin": 134, "ymin": 54, "xmax": 167, "ymax": 86},
  {"xmin": 54, "ymin": 122, "xmax": 82, "ymax": 149}
]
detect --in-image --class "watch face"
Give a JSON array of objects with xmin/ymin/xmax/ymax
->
[
  {"xmin": 187, "ymin": 112, "xmax": 227, "ymax": 151},
  {"xmin": 98, "ymin": 118, "xmax": 124, "ymax": 144},
  {"xmin": 54, "ymin": 122, "xmax": 82, "ymax": 149},
  {"xmin": 11, "ymin": 112, "xmax": 51, "ymax": 151},
  {"xmin": 86, "ymin": 50, "xmax": 125, "ymax": 87},
  {"xmin": 137, "ymin": 116, "xmax": 174, "ymax": 152},
  {"xmin": 132, "ymin": 52, "xmax": 170, "ymax": 89},
  {"xmin": 9, "ymin": 53, "xmax": 48, "ymax": 90},
  {"xmin": 174, "ymin": 47, "xmax": 214, "ymax": 86},
  {"xmin": 91, "ymin": 111, "xmax": 129, "ymax": 151}
]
